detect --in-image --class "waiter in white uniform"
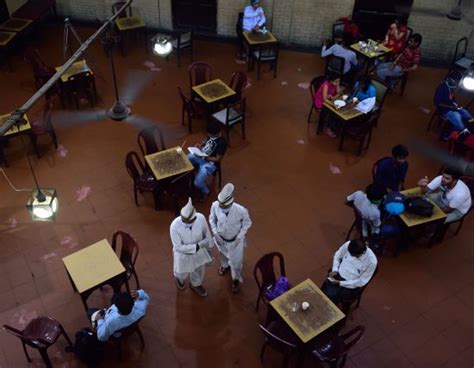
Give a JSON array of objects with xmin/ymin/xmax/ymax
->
[
  {"xmin": 170, "ymin": 198, "xmax": 213, "ymax": 297},
  {"xmin": 209, "ymin": 183, "xmax": 252, "ymax": 293}
]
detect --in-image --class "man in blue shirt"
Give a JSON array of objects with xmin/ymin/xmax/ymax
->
[
  {"xmin": 243, "ymin": 0, "xmax": 266, "ymax": 32},
  {"xmin": 321, "ymin": 34, "xmax": 358, "ymax": 75},
  {"xmin": 89, "ymin": 289, "xmax": 149, "ymax": 341},
  {"xmin": 434, "ymin": 72, "xmax": 472, "ymax": 134},
  {"xmin": 373, "ymin": 144, "xmax": 409, "ymax": 193}
]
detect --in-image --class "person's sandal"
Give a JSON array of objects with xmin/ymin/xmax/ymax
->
[
  {"xmin": 218, "ymin": 266, "xmax": 230, "ymax": 276},
  {"xmin": 175, "ymin": 277, "xmax": 185, "ymax": 290},
  {"xmin": 231, "ymin": 280, "xmax": 240, "ymax": 294},
  {"xmin": 191, "ymin": 285, "xmax": 208, "ymax": 297}
]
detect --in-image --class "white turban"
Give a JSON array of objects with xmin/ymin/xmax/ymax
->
[
  {"xmin": 218, "ymin": 183, "xmax": 235, "ymax": 206},
  {"xmin": 180, "ymin": 197, "xmax": 196, "ymax": 221}
]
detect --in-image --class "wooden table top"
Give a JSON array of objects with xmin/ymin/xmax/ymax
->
[
  {"xmin": 243, "ymin": 30, "xmax": 278, "ymax": 45},
  {"xmin": 0, "ymin": 113, "xmax": 31, "ymax": 136},
  {"xmin": 145, "ymin": 146, "xmax": 194, "ymax": 181},
  {"xmin": 115, "ymin": 16, "xmax": 145, "ymax": 31},
  {"xmin": 62, "ymin": 239, "xmax": 125, "ymax": 294},
  {"xmin": 351, "ymin": 39, "xmax": 391, "ymax": 59},
  {"xmin": 0, "ymin": 31, "xmax": 16, "ymax": 46},
  {"xmin": 192, "ymin": 79, "xmax": 236, "ymax": 104},
  {"xmin": 270, "ymin": 279, "xmax": 345, "ymax": 343},
  {"xmin": 323, "ymin": 99, "xmax": 365, "ymax": 121},
  {"xmin": 399, "ymin": 187, "xmax": 447, "ymax": 227},
  {"xmin": 55, "ymin": 60, "xmax": 93, "ymax": 83},
  {"xmin": 0, "ymin": 17, "xmax": 32, "ymax": 32}
]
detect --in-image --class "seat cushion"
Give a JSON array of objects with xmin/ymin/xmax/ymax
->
[
  {"xmin": 455, "ymin": 57, "xmax": 473, "ymax": 70},
  {"xmin": 212, "ymin": 108, "xmax": 242, "ymax": 125},
  {"xmin": 136, "ymin": 173, "xmax": 157, "ymax": 190},
  {"xmin": 252, "ymin": 50, "xmax": 276, "ymax": 61}
]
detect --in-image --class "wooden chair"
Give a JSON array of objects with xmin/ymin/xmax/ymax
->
[
  {"xmin": 371, "ymin": 79, "xmax": 388, "ymax": 112},
  {"xmin": 311, "ymin": 325, "xmax": 365, "ymax": 368},
  {"xmin": 188, "ymin": 62, "xmax": 212, "ymax": 92},
  {"xmin": 253, "ymin": 252, "xmax": 286, "ymax": 311},
  {"xmin": 236, "ymin": 12, "xmax": 245, "ymax": 58},
  {"xmin": 66, "ymin": 71, "xmax": 97, "ymax": 109},
  {"xmin": 259, "ymin": 321, "xmax": 299, "ymax": 368},
  {"xmin": 345, "ymin": 202, "xmax": 364, "ymax": 241},
  {"xmin": 137, "ymin": 125, "xmax": 165, "ymax": 157},
  {"xmin": 338, "ymin": 110, "xmax": 381, "ymax": 155},
  {"xmin": 332, "ymin": 20, "xmax": 345, "ymax": 41},
  {"xmin": 249, "ymin": 42, "xmax": 280, "ymax": 80},
  {"xmin": 450, "ymin": 37, "xmax": 473, "ymax": 73},
  {"xmin": 325, "ymin": 55, "xmax": 345, "ymax": 78},
  {"xmin": 308, "ymin": 75, "xmax": 327, "ymax": 123},
  {"xmin": 112, "ymin": 1, "xmax": 146, "ymax": 56},
  {"xmin": 30, "ymin": 99, "xmax": 58, "ymax": 157},
  {"xmin": 168, "ymin": 29, "xmax": 193, "ymax": 66},
  {"xmin": 385, "ymin": 72, "xmax": 408, "ymax": 96},
  {"xmin": 3, "ymin": 316, "xmax": 73, "ymax": 368},
  {"xmin": 125, "ymin": 151, "xmax": 160, "ymax": 210},
  {"xmin": 211, "ymin": 99, "xmax": 246, "ymax": 145},
  {"xmin": 340, "ymin": 267, "xmax": 378, "ymax": 315},
  {"xmin": 426, "ymin": 108, "xmax": 449, "ymax": 138},
  {"xmin": 177, "ymin": 86, "xmax": 208, "ymax": 133},
  {"xmin": 110, "ymin": 317, "xmax": 145, "ymax": 360},
  {"xmin": 435, "ymin": 175, "xmax": 474, "ymax": 241},
  {"xmin": 23, "ymin": 46, "xmax": 56, "ymax": 90},
  {"xmin": 111, "ymin": 231, "xmax": 140, "ymax": 291}
]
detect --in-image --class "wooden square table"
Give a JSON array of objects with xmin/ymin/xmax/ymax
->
[
  {"xmin": 351, "ymin": 39, "xmax": 391, "ymax": 72},
  {"xmin": 145, "ymin": 146, "xmax": 194, "ymax": 181},
  {"xmin": 270, "ymin": 279, "xmax": 345, "ymax": 343},
  {"xmin": 192, "ymin": 79, "xmax": 236, "ymax": 105},
  {"xmin": 317, "ymin": 99, "xmax": 365, "ymax": 135},
  {"xmin": 55, "ymin": 59, "xmax": 93, "ymax": 83},
  {"xmin": 242, "ymin": 30, "xmax": 278, "ymax": 46},
  {"xmin": 62, "ymin": 239, "xmax": 126, "ymax": 311},
  {"xmin": 0, "ymin": 17, "xmax": 33, "ymax": 32},
  {"xmin": 399, "ymin": 187, "xmax": 447, "ymax": 227}
]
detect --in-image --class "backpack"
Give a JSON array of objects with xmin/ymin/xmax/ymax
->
[
  {"xmin": 383, "ymin": 192, "xmax": 406, "ymax": 215},
  {"xmin": 73, "ymin": 328, "xmax": 104, "ymax": 366},
  {"xmin": 405, "ymin": 196, "xmax": 434, "ymax": 217},
  {"xmin": 265, "ymin": 276, "xmax": 290, "ymax": 301}
]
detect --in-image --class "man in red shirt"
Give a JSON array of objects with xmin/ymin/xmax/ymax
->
[{"xmin": 375, "ymin": 34, "xmax": 422, "ymax": 83}]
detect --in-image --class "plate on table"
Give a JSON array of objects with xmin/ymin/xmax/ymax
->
[{"xmin": 334, "ymin": 100, "xmax": 346, "ymax": 109}]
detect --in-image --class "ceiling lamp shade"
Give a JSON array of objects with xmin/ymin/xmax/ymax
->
[
  {"xmin": 26, "ymin": 188, "xmax": 58, "ymax": 221},
  {"xmin": 153, "ymin": 36, "xmax": 172, "ymax": 56}
]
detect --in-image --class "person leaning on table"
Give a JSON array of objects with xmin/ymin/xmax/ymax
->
[
  {"xmin": 243, "ymin": 0, "xmax": 266, "ymax": 32},
  {"xmin": 417, "ymin": 167, "xmax": 472, "ymax": 223}
]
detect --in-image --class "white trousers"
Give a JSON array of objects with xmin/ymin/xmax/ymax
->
[
  {"xmin": 174, "ymin": 265, "xmax": 205, "ymax": 287},
  {"xmin": 218, "ymin": 243, "xmax": 244, "ymax": 282}
]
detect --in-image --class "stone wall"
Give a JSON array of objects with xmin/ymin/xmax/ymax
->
[{"xmin": 54, "ymin": 0, "xmax": 473, "ymax": 64}]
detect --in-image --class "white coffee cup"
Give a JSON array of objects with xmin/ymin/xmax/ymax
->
[
  {"xmin": 301, "ymin": 301, "xmax": 310, "ymax": 310},
  {"xmin": 176, "ymin": 147, "xmax": 183, "ymax": 154},
  {"xmin": 342, "ymin": 94, "xmax": 348, "ymax": 101}
]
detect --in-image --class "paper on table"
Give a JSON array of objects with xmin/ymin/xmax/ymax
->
[
  {"xmin": 187, "ymin": 147, "xmax": 208, "ymax": 157},
  {"xmin": 355, "ymin": 97, "xmax": 376, "ymax": 114}
]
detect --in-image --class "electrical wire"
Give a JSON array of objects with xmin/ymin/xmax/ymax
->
[{"xmin": 0, "ymin": 168, "xmax": 33, "ymax": 192}]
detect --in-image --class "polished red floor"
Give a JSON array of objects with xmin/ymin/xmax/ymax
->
[{"xmin": 0, "ymin": 24, "xmax": 472, "ymax": 368}]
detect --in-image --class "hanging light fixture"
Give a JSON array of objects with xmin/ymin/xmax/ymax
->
[
  {"xmin": 152, "ymin": 35, "xmax": 172, "ymax": 57},
  {"xmin": 461, "ymin": 64, "xmax": 474, "ymax": 92}
]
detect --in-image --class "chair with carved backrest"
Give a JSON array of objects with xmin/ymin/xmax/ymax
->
[
  {"xmin": 188, "ymin": 62, "xmax": 212, "ymax": 92},
  {"xmin": 109, "ymin": 317, "xmax": 145, "ymax": 360},
  {"xmin": 253, "ymin": 252, "xmax": 286, "ymax": 311},
  {"xmin": 308, "ymin": 75, "xmax": 327, "ymax": 123},
  {"xmin": 168, "ymin": 29, "xmax": 193, "ymax": 66},
  {"xmin": 111, "ymin": 230, "xmax": 140, "ymax": 291},
  {"xmin": 30, "ymin": 98, "xmax": 58, "ymax": 157},
  {"xmin": 137, "ymin": 126, "xmax": 166, "ymax": 157}
]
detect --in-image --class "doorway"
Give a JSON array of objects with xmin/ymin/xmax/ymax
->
[{"xmin": 172, "ymin": 0, "xmax": 217, "ymax": 33}]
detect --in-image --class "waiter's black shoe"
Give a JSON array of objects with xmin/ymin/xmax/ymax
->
[
  {"xmin": 191, "ymin": 285, "xmax": 208, "ymax": 297},
  {"xmin": 175, "ymin": 277, "xmax": 186, "ymax": 290},
  {"xmin": 231, "ymin": 280, "xmax": 240, "ymax": 294}
]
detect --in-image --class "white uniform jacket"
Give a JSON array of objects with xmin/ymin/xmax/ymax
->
[
  {"xmin": 170, "ymin": 213, "xmax": 213, "ymax": 274},
  {"xmin": 209, "ymin": 201, "xmax": 252, "ymax": 257}
]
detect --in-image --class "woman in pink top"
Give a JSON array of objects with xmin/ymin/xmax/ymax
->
[{"xmin": 314, "ymin": 73, "xmax": 341, "ymax": 110}]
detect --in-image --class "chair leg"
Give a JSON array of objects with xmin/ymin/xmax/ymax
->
[
  {"xmin": 307, "ymin": 106, "xmax": 314, "ymax": 123},
  {"xmin": 259, "ymin": 342, "xmax": 267, "ymax": 362},
  {"xmin": 51, "ymin": 130, "xmax": 58, "ymax": 149},
  {"xmin": 136, "ymin": 326, "xmax": 145, "ymax": 350},
  {"xmin": 455, "ymin": 218, "xmax": 464, "ymax": 235},
  {"xmin": 357, "ymin": 136, "xmax": 365, "ymax": 156},
  {"xmin": 273, "ymin": 61, "xmax": 278, "ymax": 78},
  {"xmin": 177, "ymin": 50, "xmax": 181, "ymax": 67},
  {"xmin": 133, "ymin": 184, "xmax": 139, "ymax": 206},
  {"xmin": 61, "ymin": 326, "xmax": 74, "ymax": 347},
  {"xmin": 39, "ymin": 348, "xmax": 52, "ymax": 368},
  {"xmin": 218, "ymin": 168, "xmax": 222, "ymax": 189},
  {"xmin": 257, "ymin": 62, "xmax": 261, "ymax": 80},
  {"xmin": 133, "ymin": 269, "xmax": 141, "ymax": 289},
  {"xmin": 22, "ymin": 342, "xmax": 31, "ymax": 362},
  {"xmin": 255, "ymin": 293, "xmax": 261, "ymax": 311},
  {"xmin": 427, "ymin": 112, "xmax": 437, "ymax": 131}
]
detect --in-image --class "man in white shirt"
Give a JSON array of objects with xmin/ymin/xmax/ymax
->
[
  {"xmin": 209, "ymin": 183, "xmax": 252, "ymax": 293},
  {"xmin": 243, "ymin": 0, "xmax": 266, "ymax": 32},
  {"xmin": 322, "ymin": 239, "xmax": 378, "ymax": 305},
  {"xmin": 418, "ymin": 167, "xmax": 472, "ymax": 223},
  {"xmin": 170, "ymin": 198, "xmax": 213, "ymax": 297},
  {"xmin": 321, "ymin": 34, "xmax": 358, "ymax": 75}
]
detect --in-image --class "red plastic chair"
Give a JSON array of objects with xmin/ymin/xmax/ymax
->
[
  {"xmin": 137, "ymin": 126, "xmax": 166, "ymax": 157},
  {"xmin": 112, "ymin": 231, "xmax": 140, "ymax": 291},
  {"xmin": 308, "ymin": 75, "xmax": 327, "ymax": 123},
  {"xmin": 259, "ymin": 320, "xmax": 299, "ymax": 368},
  {"xmin": 3, "ymin": 316, "xmax": 73, "ymax": 368},
  {"xmin": 125, "ymin": 151, "xmax": 160, "ymax": 210},
  {"xmin": 30, "ymin": 99, "xmax": 58, "ymax": 157},
  {"xmin": 177, "ymin": 86, "xmax": 208, "ymax": 133},
  {"xmin": 253, "ymin": 252, "xmax": 286, "ymax": 311},
  {"xmin": 312, "ymin": 325, "xmax": 365, "ymax": 368},
  {"xmin": 188, "ymin": 62, "xmax": 212, "ymax": 91}
]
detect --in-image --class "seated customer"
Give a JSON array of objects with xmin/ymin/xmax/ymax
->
[
  {"xmin": 418, "ymin": 167, "xmax": 472, "ymax": 223},
  {"xmin": 243, "ymin": 0, "xmax": 266, "ymax": 32},
  {"xmin": 381, "ymin": 17, "xmax": 408, "ymax": 56},
  {"xmin": 376, "ymin": 34, "xmax": 422, "ymax": 84},
  {"xmin": 321, "ymin": 34, "xmax": 358, "ymax": 76},
  {"xmin": 89, "ymin": 289, "xmax": 149, "ymax": 342},
  {"xmin": 350, "ymin": 75, "xmax": 376, "ymax": 102},
  {"xmin": 314, "ymin": 73, "xmax": 341, "ymax": 111},
  {"xmin": 322, "ymin": 239, "xmax": 377, "ymax": 305},
  {"xmin": 373, "ymin": 144, "xmax": 409, "ymax": 192},
  {"xmin": 188, "ymin": 121, "xmax": 227, "ymax": 200},
  {"xmin": 433, "ymin": 72, "xmax": 472, "ymax": 135}
]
